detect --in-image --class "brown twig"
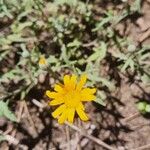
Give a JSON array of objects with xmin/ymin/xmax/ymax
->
[
  {"xmin": 3, "ymin": 124, "xmax": 13, "ymax": 135},
  {"xmin": 121, "ymin": 112, "xmax": 140, "ymax": 123},
  {"xmin": 0, "ymin": 130, "xmax": 27, "ymax": 149},
  {"xmin": 17, "ymin": 101, "xmax": 25, "ymax": 122},
  {"xmin": 76, "ymin": 118, "xmax": 82, "ymax": 150},
  {"xmin": 82, "ymin": 40, "xmax": 97, "ymax": 47},
  {"xmin": 65, "ymin": 122, "xmax": 117, "ymax": 150},
  {"xmin": 23, "ymin": 101, "xmax": 38, "ymax": 137},
  {"xmin": 132, "ymin": 123, "xmax": 150, "ymax": 130},
  {"xmin": 138, "ymin": 28, "xmax": 150, "ymax": 42},
  {"xmin": 5, "ymin": 134, "xmax": 19, "ymax": 145},
  {"xmin": 131, "ymin": 143, "xmax": 150, "ymax": 150},
  {"xmin": 65, "ymin": 125, "xmax": 71, "ymax": 150}
]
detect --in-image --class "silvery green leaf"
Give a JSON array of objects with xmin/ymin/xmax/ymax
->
[
  {"xmin": 0, "ymin": 101, "xmax": 17, "ymax": 122},
  {"xmin": 141, "ymin": 74, "xmax": 150, "ymax": 84},
  {"xmin": 94, "ymin": 91, "xmax": 106, "ymax": 106},
  {"xmin": 0, "ymin": 135, "xmax": 6, "ymax": 142},
  {"xmin": 88, "ymin": 42, "xmax": 107, "ymax": 62}
]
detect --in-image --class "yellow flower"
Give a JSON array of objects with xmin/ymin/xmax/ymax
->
[
  {"xmin": 46, "ymin": 74, "xmax": 96, "ymax": 124},
  {"xmin": 39, "ymin": 55, "xmax": 47, "ymax": 65}
]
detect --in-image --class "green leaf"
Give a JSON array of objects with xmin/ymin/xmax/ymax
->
[
  {"xmin": 141, "ymin": 74, "xmax": 150, "ymax": 84},
  {"xmin": 0, "ymin": 135, "xmax": 6, "ymax": 142},
  {"xmin": 61, "ymin": 44, "xmax": 69, "ymax": 64},
  {"xmin": 0, "ymin": 68, "xmax": 22, "ymax": 82},
  {"xmin": 94, "ymin": 98, "xmax": 106, "ymax": 106},
  {"xmin": 93, "ymin": 13, "xmax": 113, "ymax": 31},
  {"xmin": 137, "ymin": 102, "xmax": 146, "ymax": 112},
  {"xmin": 1, "ymin": 4, "xmax": 13, "ymax": 18},
  {"xmin": 94, "ymin": 91, "xmax": 106, "ymax": 106},
  {"xmin": 121, "ymin": 56, "xmax": 135, "ymax": 72},
  {"xmin": 0, "ymin": 101, "xmax": 17, "ymax": 122},
  {"xmin": 88, "ymin": 73, "xmax": 115, "ymax": 91},
  {"xmin": 11, "ymin": 22, "xmax": 33, "ymax": 33},
  {"xmin": 145, "ymin": 105, "xmax": 150, "ymax": 113},
  {"xmin": 88, "ymin": 42, "xmax": 107, "ymax": 62},
  {"xmin": 131, "ymin": 0, "xmax": 141, "ymax": 12},
  {"xmin": 22, "ymin": 0, "xmax": 34, "ymax": 11},
  {"xmin": 100, "ymin": 78, "xmax": 115, "ymax": 91},
  {"xmin": 0, "ymin": 50, "xmax": 10, "ymax": 62},
  {"xmin": 67, "ymin": 39, "xmax": 81, "ymax": 48},
  {"xmin": 54, "ymin": 0, "xmax": 78, "ymax": 6}
]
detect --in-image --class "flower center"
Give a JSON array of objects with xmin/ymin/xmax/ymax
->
[{"xmin": 64, "ymin": 91, "xmax": 80, "ymax": 108}]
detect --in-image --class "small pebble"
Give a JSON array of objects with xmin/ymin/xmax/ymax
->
[
  {"xmin": 90, "ymin": 124, "xmax": 96, "ymax": 130},
  {"xmin": 81, "ymin": 138, "xmax": 89, "ymax": 147}
]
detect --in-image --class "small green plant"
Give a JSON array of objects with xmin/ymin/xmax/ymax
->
[
  {"xmin": 0, "ymin": 0, "xmax": 149, "ymax": 125},
  {"xmin": 137, "ymin": 101, "xmax": 150, "ymax": 114}
]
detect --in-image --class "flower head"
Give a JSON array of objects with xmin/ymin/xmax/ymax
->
[
  {"xmin": 46, "ymin": 74, "xmax": 96, "ymax": 124},
  {"xmin": 39, "ymin": 55, "xmax": 47, "ymax": 66}
]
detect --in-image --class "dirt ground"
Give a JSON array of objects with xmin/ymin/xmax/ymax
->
[{"xmin": 0, "ymin": 1, "xmax": 150, "ymax": 150}]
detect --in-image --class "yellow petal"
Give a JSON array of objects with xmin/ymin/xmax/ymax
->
[
  {"xmin": 70, "ymin": 74, "xmax": 77, "ymax": 90},
  {"xmin": 76, "ymin": 107, "xmax": 89, "ymax": 121},
  {"xmin": 58, "ymin": 109, "xmax": 68, "ymax": 124},
  {"xmin": 81, "ymin": 88, "xmax": 96, "ymax": 94},
  {"xmin": 78, "ymin": 102, "xmax": 85, "ymax": 110},
  {"xmin": 81, "ymin": 94, "xmax": 96, "ymax": 101},
  {"xmin": 46, "ymin": 90, "xmax": 59, "ymax": 99},
  {"xmin": 39, "ymin": 56, "xmax": 47, "ymax": 65},
  {"xmin": 64, "ymin": 75, "xmax": 70, "ymax": 87},
  {"xmin": 81, "ymin": 88, "xmax": 96, "ymax": 101},
  {"xmin": 52, "ymin": 104, "xmax": 66, "ymax": 118},
  {"xmin": 49, "ymin": 99, "xmax": 64, "ymax": 106},
  {"xmin": 76, "ymin": 74, "xmax": 87, "ymax": 91},
  {"xmin": 68, "ymin": 108, "xmax": 75, "ymax": 123},
  {"xmin": 54, "ymin": 84, "xmax": 63, "ymax": 93}
]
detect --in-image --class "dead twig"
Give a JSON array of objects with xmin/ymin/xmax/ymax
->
[
  {"xmin": 76, "ymin": 118, "xmax": 82, "ymax": 150},
  {"xmin": 17, "ymin": 101, "xmax": 25, "ymax": 122},
  {"xmin": 3, "ymin": 124, "xmax": 13, "ymax": 135},
  {"xmin": 121, "ymin": 112, "xmax": 140, "ymax": 123},
  {"xmin": 82, "ymin": 40, "xmax": 97, "ymax": 47},
  {"xmin": 131, "ymin": 143, "xmax": 150, "ymax": 150},
  {"xmin": 5, "ymin": 134, "xmax": 19, "ymax": 145},
  {"xmin": 138, "ymin": 28, "xmax": 150, "ymax": 42},
  {"xmin": 65, "ymin": 125, "xmax": 71, "ymax": 150},
  {"xmin": 0, "ymin": 130, "xmax": 27, "ymax": 149},
  {"xmin": 23, "ymin": 101, "xmax": 38, "ymax": 137},
  {"xmin": 32, "ymin": 99, "xmax": 45, "ymax": 109},
  {"xmin": 0, "ymin": 129, "xmax": 19, "ymax": 145},
  {"xmin": 65, "ymin": 122, "xmax": 117, "ymax": 150}
]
